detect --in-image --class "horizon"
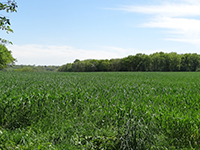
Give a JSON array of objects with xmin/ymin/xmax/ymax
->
[
  {"xmin": 2, "ymin": 0, "xmax": 200, "ymax": 65},
  {"xmin": 12, "ymin": 51, "xmax": 200, "ymax": 67}
]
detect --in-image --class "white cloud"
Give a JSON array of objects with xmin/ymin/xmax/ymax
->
[
  {"xmin": 182, "ymin": 0, "xmax": 200, "ymax": 5},
  {"xmin": 101, "ymin": 46, "xmax": 134, "ymax": 56},
  {"xmin": 165, "ymin": 38, "xmax": 200, "ymax": 45},
  {"xmin": 8, "ymin": 44, "xmax": 171, "ymax": 65},
  {"xmin": 115, "ymin": 1, "xmax": 200, "ymax": 45},
  {"xmin": 8, "ymin": 44, "xmax": 133, "ymax": 65},
  {"xmin": 101, "ymin": 46, "xmax": 173, "ymax": 56},
  {"xmin": 143, "ymin": 17, "xmax": 200, "ymax": 41},
  {"xmin": 118, "ymin": 4, "xmax": 200, "ymax": 17}
]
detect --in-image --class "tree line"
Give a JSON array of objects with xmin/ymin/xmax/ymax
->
[
  {"xmin": 2, "ymin": 65, "xmax": 59, "ymax": 72},
  {"xmin": 58, "ymin": 52, "xmax": 200, "ymax": 72}
]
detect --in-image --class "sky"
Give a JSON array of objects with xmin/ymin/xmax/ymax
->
[{"xmin": 2, "ymin": 0, "xmax": 200, "ymax": 65}]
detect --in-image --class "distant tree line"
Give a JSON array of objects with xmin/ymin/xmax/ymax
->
[
  {"xmin": 58, "ymin": 52, "xmax": 200, "ymax": 72},
  {"xmin": 2, "ymin": 65, "xmax": 59, "ymax": 72}
]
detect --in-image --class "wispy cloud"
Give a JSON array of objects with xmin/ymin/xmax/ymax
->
[
  {"xmin": 100, "ymin": 46, "xmax": 172, "ymax": 56},
  {"xmin": 8, "ymin": 44, "xmax": 170, "ymax": 65},
  {"xmin": 117, "ymin": 4, "xmax": 200, "ymax": 17},
  {"xmin": 115, "ymin": 1, "xmax": 200, "ymax": 45},
  {"xmin": 8, "ymin": 44, "xmax": 132, "ymax": 65},
  {"xmin": 101, "ymin": 46, "xmax": 134, "ymax": 55}
]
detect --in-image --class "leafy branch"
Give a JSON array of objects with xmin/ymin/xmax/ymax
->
[{"xmin": 0, "ymin": 0, "xmax": 17, "ymax": 44}]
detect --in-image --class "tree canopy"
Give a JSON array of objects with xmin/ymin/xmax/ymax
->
[
  {"xmin": 0, "ymin": 1, "xmax": 17, "ymax": 68},
  {"xmin": 0, "ymin": 0, "xmax": 17, "ymax": 44},
  {"xmin": 0, "ymin": 44, "xmax": 15, "ymax": 69},
  {"xmin": 58, "ymin": 52, "xmax": 200, "ymax": 72}
]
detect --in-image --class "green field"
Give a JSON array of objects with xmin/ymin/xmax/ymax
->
[{"xmin": 0, "ymin": 72, "xmax": 200, "ymax": 149}]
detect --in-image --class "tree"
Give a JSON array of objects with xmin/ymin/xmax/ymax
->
[
  {"xmin": 137, "ymin": 54, "xmax": 151, "ymax": 71},
  {"xmin": 180, "ymin": 54, "xmax": 190, "ymax": 71},
  {"xmin": 96, "ymin": 59, "xmax": 110, "ymax": 71},
  {"xmin": 110, "ymin": 59, "xmax": 121, "ymax": 71},
  {"xmin": 83, "ymin": 59, "xmax": 97, "ymax": 72},
  {"xmin": 150, "ymin": 52, "xmax": 161, "ymax": 71},
  {"xmin": 168, "ymin": 52, "xmax": 181, "ymax": 71},
  {"xmin": 188, "ymin": 53, "xmax": 200, "ymax": 71},
  {"xmin": 14, "ymin": 67, "xmax": 36, "ymax": 72},
  {"xmin": 73, "ymin": 59, "xmax": 80, "ymax": 63},
  {"xmin": 0, "ymin": 0, "xmax": 17, "ymax": 44},
  {"xmin": 0, "ymin": 44, "xmax": 15, "ymax": 69},
  {"xmin": 0, "ymin": 1, "xmax": 17, "ymax": 68},
  {"xmin": 58, "ymin": 52, "xmax": 200, "ymax": 72}
]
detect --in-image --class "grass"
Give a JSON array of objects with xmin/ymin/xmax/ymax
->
[{"xmin": 0, "ymin": 71, "xmax": 200, "ymax": 149}]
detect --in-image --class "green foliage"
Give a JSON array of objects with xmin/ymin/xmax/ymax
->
[
  {"xmin": 59, "ymin": 52, "xmax": 200, "ymax": 72},
  {"xmin": 0, "ymin": 127, "xmax": 57, "ymax": 149},
  {"xmin": 73, "ymin": 59, "xmax": 80, "ymax": 63},
  {"xmin": 2, "ymin": 65, "xmax": 60, "ymax": 72},
  {"xmin": 0, "ymin": 44, "xmax": 15, "ymax": 69},
  {"xmin": 0, "ymin": 1, "xmax": 17, "ymax": 68},
  {"xmin": 0, "ymin": 0, "xmax": 17, "ymax": 44},
  {"xmin": 14, "ymin": 67, "xmax": 36, "ymax": 72},
  {"xmin": 0, "ymin": 72, "xmax": 200, "ymax": 149},
  {"xmin": 196, "ymin": 68, "xmax": 200, "ymax": 72}
]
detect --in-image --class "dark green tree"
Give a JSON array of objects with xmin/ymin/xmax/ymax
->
[
  {"xmin": 84, "ymin": 59, "xmax": 97, "ymax": 72},
  {"xmin": 168, "ymin": 52, "xmax": 181, "ymax": 71},
  {"xmin": 137, "ymin": 54, "xmax": 151, "ymax": 71},
  {"xmin": 110, "ymin": 59, "xmax": 121, "ymax": 71},
  {"xmin": 0, "ymin": 0, "xmax": 17, "ymax": 44},
  {"xmin": 58, "ymin": 52, "xmax": 200, "ymax": 72},
  {"xmin": 150, "ymin": 52, "xmax": 161, "ymax": 71},
  {"xmin": 96, "ymin": 59, "xmax": 110, "ymax": 71},
  {"xmin": 180, "ymin": 54, "xmax": 190, "ymax": 71},
  {"xmin": 188, "ymin": 53, "xmax": 200, "ymax": 71},
  {"xmin": 73, "ymin": 59, "xmax": 80, "ymax": 63},
  {"xmin": 0, "ymin": 44, "xmax": 15, "ymax": 69},
  {"xmin": 120, "ymin": 56, "xmax": 131, "ymax": 71}
]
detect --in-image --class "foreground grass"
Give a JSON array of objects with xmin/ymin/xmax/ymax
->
[{"xmin": 0, "ymin": 72, "xmax": 200, "ymax": 149}]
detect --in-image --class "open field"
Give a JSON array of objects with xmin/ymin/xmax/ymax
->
[{"xmin": 0, "ymin": 72, "xmax": 200, "ymax": 149}]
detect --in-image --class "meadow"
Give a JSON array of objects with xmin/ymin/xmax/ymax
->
[{"xmin": 0, "ymin": 71, "xmax": 200, "ymax": 149}]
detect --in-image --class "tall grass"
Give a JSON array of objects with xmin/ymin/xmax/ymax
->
[{"xmin": 0, "ymin": 72, "xmax": 199, "ymax": 149}]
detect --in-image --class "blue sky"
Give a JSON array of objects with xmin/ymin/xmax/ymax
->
[{"xmin": 2, "ymin": 0, "xmax": 200, "ymax": 65}]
